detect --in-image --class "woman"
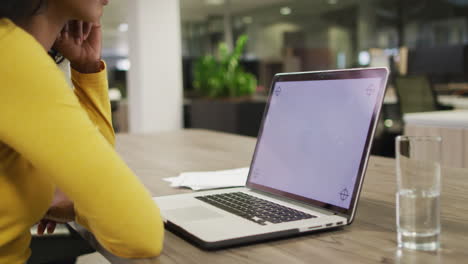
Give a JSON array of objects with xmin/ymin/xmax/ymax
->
[{"xmin": 0, "ymin": 1, "xmax": 164, "ymax": 263}]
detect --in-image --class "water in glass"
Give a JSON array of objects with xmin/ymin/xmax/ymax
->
[{"xmin": 397, "ymin": 188, "xmax": 440, "ymax": 251}]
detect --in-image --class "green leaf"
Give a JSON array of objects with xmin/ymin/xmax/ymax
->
[{"xmin": 192, "ymin": 34, "xmax": 257, "ymax": 98}]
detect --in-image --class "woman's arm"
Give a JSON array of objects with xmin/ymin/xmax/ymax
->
[
  {"xmin": 0, "ymin": 26, "xmax": 164, "ymax": 258},
  {"xmin": 71, "ymin": 64, "xmax": 115, "ymax": 145},
  {"xmin": 55, "ymin": 21, "xmax": 115, "ymax": 145},
  {"xmin": 38, "ymin": 21, "xmax": 115, "ymax": 234}
]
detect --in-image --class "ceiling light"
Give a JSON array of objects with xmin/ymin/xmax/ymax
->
[
  {"xmin": 118, "ymin": 23, "xmax": 129, "ymax": 32},
  {"xmin": 280, "ymin": 7, "xmax": 292, "ymax": 16},
  {"xmin": 242, "ymin": 16, "xmax": 253, "ymax": 24},
  {"xmin": 358, "ymin": 51, "xmax": 370, "ymax": 66},
  {"xmin": 205, "ymin": 0, "xmax": 225, "ymax": 5}
]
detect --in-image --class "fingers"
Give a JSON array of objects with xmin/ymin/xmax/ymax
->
[
  {"xmin": 61, "ymin": 20, "xmax": 83, "ymax": 45},
  {"xmin": 54, "ymin": 19, "xmax": 103, "ymax": 64},
  {"xmin": 37, "ymin": 220, "xmax": 58, "ymax": 235},
  {"xmin": 37, "ymin": 220, "xmax": 47, "ymax": 235},
  {"xmin": 63, "ymin": 23, "xmax": 69, "ymax": 41},
  {"xmin": 55, "ymin": 23, "xmax": 69, "ymax": 44},
  {"xmin": 75, "ymin": 20, "xmax": 84, "ymax": 45},
  {"xmin": 86, "ymin": 23, "xmax": 102, "ymax": 49},
  {"xmin": 56, "ymin": 20, "xmax": 97, "ymax": 45},
  {"xmin": 46, "ymin": 221, "xmax": 57, "ymax": 234},
  {"xmin": 83, "ymin": 22, "xmax": 93, "ymax": 41}
]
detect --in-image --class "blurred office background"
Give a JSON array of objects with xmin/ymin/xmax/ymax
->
[{"xmin": 100, "ymin": 0, "xmax": 468, "ymax": 157}]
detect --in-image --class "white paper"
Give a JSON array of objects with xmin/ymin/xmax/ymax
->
[{"xmin": 163, "ymin": 167, "xmax": 249, "ymax": 191}]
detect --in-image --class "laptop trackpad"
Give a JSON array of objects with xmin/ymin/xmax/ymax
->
[{"xmin": 165, "ymin": 206, "xmax": 224, "ymax": 222}]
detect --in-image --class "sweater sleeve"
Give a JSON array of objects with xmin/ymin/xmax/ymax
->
[
  {"xmin": 0, "ymin": 27, "xmax": 164, "ymax": 259},
  {"xmin": 71, "ymin": 62, "xmax": 115, "ymax": 146}
]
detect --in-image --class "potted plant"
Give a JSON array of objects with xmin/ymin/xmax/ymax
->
[
  {"xmin": 193, "ymin": 35, "xmax": 256, "ymax": 98},
  {"xmin": 188, "ymin": 35, "xmax": 266, "ymax": 136}
]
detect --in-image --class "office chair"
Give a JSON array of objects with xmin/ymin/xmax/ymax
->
[
  {"xmin": 394, "ymin": 75, "xmax": 453, "ymax": 114},
  {"xmin": 371, "ymin": 75, "xmax": 452, "ymax": 158}
]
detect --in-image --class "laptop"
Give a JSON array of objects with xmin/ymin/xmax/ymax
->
[{"xmin": 154, "ymin": 68, "xmax": 389, "ymax": 249}]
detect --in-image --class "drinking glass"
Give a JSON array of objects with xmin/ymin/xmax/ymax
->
[{"xmin": 395, "ymin": 136, "xmax": 441, "ymax": 251}]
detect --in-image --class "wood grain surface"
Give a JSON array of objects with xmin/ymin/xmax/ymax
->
[{"xmin": 77, "ymin": 129, "xmax": 468, "ymax": 264}]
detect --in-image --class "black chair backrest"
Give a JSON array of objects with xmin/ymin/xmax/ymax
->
[{"xmin": 394, "ymin": 75, "xmax": 438, "ymax": 114}]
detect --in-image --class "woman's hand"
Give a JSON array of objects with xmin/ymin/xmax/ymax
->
[
  {"xmin": 54, "ymin": 20, "xmax": 103, "ymax": 74},
  {"xmin": 37, "ymin": 189, "xmax": 75, "ymax": 235},
  {"xmin": 45, "ymin": 188, "xmax": 76, "ymax": 222}
]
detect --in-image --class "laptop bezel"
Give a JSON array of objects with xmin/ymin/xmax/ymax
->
[{"xmin": 246, "ymin": 68, "xmax": 389, "ymax": 220}]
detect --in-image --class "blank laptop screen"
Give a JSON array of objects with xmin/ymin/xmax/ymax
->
[{"xmin": 247, "ymin": 77, "xmax": 383, "ymax": 210}]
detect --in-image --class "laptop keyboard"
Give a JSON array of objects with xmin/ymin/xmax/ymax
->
[{"xmin": 195, "ymin": 192, "xmax": 316, "ymax": 225}]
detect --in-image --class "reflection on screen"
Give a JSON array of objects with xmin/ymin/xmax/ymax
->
[{"xmin": 249, "ymin": 78, "xmax": 382, "ymax": 209}]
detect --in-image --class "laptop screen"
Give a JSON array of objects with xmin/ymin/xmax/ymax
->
[{"xmin": 246, "ymin": 69, "xmax": 388, "ymax": 215}]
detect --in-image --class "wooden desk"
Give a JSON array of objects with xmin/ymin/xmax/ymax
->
[{"xmin": 77, "ymin": 129, "xmax": 468, "ymax": 264}]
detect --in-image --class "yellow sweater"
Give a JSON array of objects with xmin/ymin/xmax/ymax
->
[{"xmin": 0, "ymin": 19, "xmax": 164, "ymax": 263}]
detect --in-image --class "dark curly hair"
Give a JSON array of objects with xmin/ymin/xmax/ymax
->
[
  {"xmin": 0, "ymin": 0, "xmax": 44, "ymax": 23},
  {"xmin": 1, "ymin": 0, "xmax": 64, "ymax": 64}
]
